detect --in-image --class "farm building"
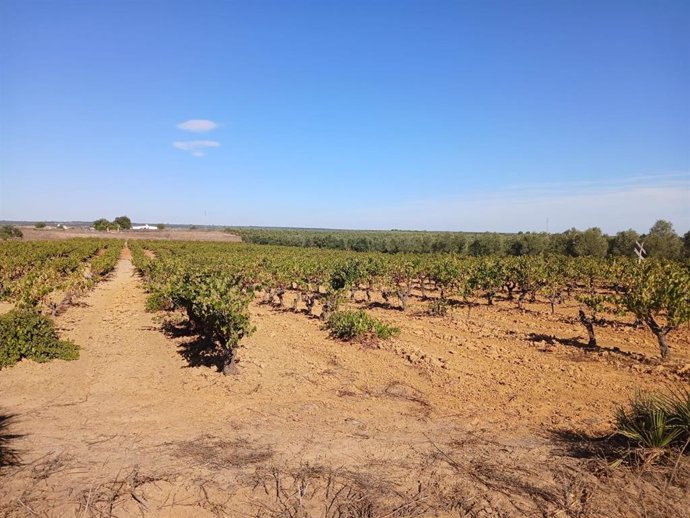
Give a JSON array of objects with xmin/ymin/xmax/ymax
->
[{"xmin": 132, "ymin": 224, "xmax": 158, "ymax": 230}]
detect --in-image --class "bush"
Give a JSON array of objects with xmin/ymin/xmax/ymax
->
[
  {"xmin": 34, "ymin": 222, "xmax": 47, "ymax": 229},
  {"xmin": 0, "ymin": 309, "xmax": 79, "ymax": 368},
  {"xmin": 0, "ymin": 225, "xmax": 22, "ymax": 240},
  {"xmin": 615, "ymin": 389, "xmax": 690, "ymax": 454},
  {"xmin": 327, "ymin": 309, "xmax": 400, "ymax": 342}
]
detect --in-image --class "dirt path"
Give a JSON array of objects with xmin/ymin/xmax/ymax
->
[
  {"xmin": 0, "ymin": 251, "xmax": 244, "ymax": 514},
  {"xmin": 1, "ymin": 251, "xmax": 688, "ymax": 517}
]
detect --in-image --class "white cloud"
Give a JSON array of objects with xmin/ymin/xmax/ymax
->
[
  {"xmin": 173, "ymin": 140, "xmax": 220, "ymax": 157},
  {"xmin": 176, "ymin": 119, "xmax": 219, "ymax": 133}
]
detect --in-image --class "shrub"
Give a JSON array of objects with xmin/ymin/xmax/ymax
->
[
  {"xmin": 0, "ymin": 225, "xmax": 22, "ymax": 240},
  {"xmin": 34, "ymin": 222, "xmax": 47, "ymax": 229},
  {"xmin": 660, "ymin": 388, "xmax": 690, "ymax": 438},
  {"xmin": 327, "ymin": 309, "xmax": 400, "ymax": 342},
  {"xmin": 615, "ymin": 389, "xmax": 690, "ymax": 455},
  {"xmin": 0, "ymin": 309, "xmax": 79, "ymax": 368}
]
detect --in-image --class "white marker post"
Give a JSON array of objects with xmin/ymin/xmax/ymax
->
[{"xmin": 634, "ymin": 241, "xmax": 646, "ymax": 264}]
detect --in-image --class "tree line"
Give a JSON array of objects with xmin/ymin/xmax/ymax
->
[{"xmin": 230, "ymin": 220, "xmax": 689, "ymax": 259}]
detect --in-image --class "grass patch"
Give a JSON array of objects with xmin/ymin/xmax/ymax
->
[
  {"xmin": 327, "ymin": 309, "xmax": 400, "ymax": 342},
  {"xmin": 0, "ymin": 309, "xmax": 79, "ymax": 368}
]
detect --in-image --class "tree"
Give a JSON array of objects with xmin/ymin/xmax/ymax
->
[
  {"xmin": 508, "ymin": 232, "xmax": 549, "ymax": 256},
  {"xmin": 609, "ymin": 229, "xmax": 640, "ymax": 257},
  {"xmin": 620, "ymin": 261, "xmax": 690, "ymax": 359},
  {"xmin": 644, "ymin": 220, "xmax": 682, "ymax": 260},
  {"xmin": 550, "ymin": 228, "xmax": 581, "ymax": 256},
  {"xmin": 93, "ymin": 218, "xmax": 111, "ymax": 231},
  {"xmin": 114, "ymin": 216, "xmax": 132, "ymax": 230},
  {"xmin": 574, "ymin": 227, "xmax": 609, "ymax": 257},
  {"xmin": 156, "ymin": 223, "xmax": 166, "ymax": 230},
  {"xmin": 468, "ymin": 233, "xmax": 505, "ymax": 256},
  {"xmin": 34, "ymin": 222, "xmax": 47, "ymax": 229},
  {"xmin": 684, "ymin": 230, "xmax": 690, "ymax": 259}
]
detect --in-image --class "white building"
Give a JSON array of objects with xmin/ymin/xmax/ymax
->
[{"xmin": 132, "ymin": 224, "xmax": 158, "ymax": 230}]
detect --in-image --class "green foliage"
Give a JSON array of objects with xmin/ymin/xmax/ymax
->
[
  {"xmin": 327, "ymin": 309, "xmax": 399, "ymax": 342},
  {"xmin": 508, "ymin": 232, "xmax": 550, "ymax": 256},
  {"xmin": 659, "ymin": 388, "xmax": 690, "ymax": 438},
  {"xmin": 156, "ymin": 223, "xmax": 165, "ymax": 230},
  {"xmin": 615, "ymin": 389, "xmax": 690, "ymax": 452},
  {"xmin": 228, "ymin": 226, "xmax": 689, "ymax": 259},
  {"xmin": 0, "ymin": 309, "xmax": 78, "ymax": 368},
  {"xmin": 0, "ymin": 225, "xmax": 23, "ymax": 240},
  {"xmin": 93, "ymin": 218, "xmax": 112, "ymax": 231},
  {"xmin": 468, "ymin": 233, "xmax": 505, "ymax": 257},
  {"xmin": 114, "ymin": 216, "xmax": 132, "ymax": 230},
  {"xmin": 644, "ymin": 220, "xmax": 683, "ymax": 260},
  {"xmin": 574, "ymin": 227, "xmax": 609, "ymax": 258},
  {"xmin": 139, "ymin": 259, "xmax": 255, "ymax": 374},
  {"xmin": 620, "ymin": 260, "xmax": 690, "ymax": 358},
  {"xmin": 609, "ymin": 229, "xmax": 640, "ymax": 258},
  {"xmin": 0, "ymin": 239, "xmax": 121, "ymax": 309},
  {"xmin": 129, "ymin": 240, "xmax": 690, "ymax": 364},
  {"xmin": 34, "ymin": 222, "xmax": 47, "ymax": 229}
]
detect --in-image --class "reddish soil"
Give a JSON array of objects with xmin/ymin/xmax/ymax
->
[
  {"xmin": 0, "ymin": 249, "xmax": 688, "ymax": 517},
  {"xmin": 19, "ymin": 227, "xmax": 241, "ymax": 242}
]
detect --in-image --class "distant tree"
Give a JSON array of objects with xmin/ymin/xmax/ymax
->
[
  {"xmin": 93, "ymin": 218, "xmax": 111, "ymax": 231},
  {"xmin": 509, "ymin": 232, "xmax": 549, "ymax": 256},
  {"xmin": 644, "ymin": 220, "xmax": 682, "ymax": 260},
  {"xmin": 351, "ymin": 236, "xmax": 371, "ymax": 252},
  {"xmin": 550, "ymin": 228, "xmax": 581, "ymax": 256},
  {"xmin": 34, "ymin": 222, "xmax": 47, "ymax": 229},
  {"xmin": 0, "ymin": 225, "xmax": 23, "ymax": 240},
  {"xmin": 609, "ymin": 229, "xmax": 640, "ymax": 257},
  {"xmin": 468, "ymin": 234, "xmax": 505, "ymax": 256},
  {"xmin": 114, "ymin": 216, "xmax": 132, "ymax": 230},
  {"xmin": 574, "ymin": 227, "xmax": 609, "ymax": 257},
  {"xmin": 156, "ymin": 223, "xmax": 165, "ymax": 230}
]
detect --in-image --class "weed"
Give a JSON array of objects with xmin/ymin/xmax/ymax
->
[{"xmin": 327, "ymin": 309, "xmax": 400, "ymax": 342}]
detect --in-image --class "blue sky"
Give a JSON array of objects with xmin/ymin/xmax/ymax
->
[{"xmin": 0, "ymin": 0, "xmax": 688, "ymax": 233}]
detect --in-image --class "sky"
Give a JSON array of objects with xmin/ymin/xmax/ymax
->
[{"xmin": 0, "ymin": 0, "xmax": 688, "ymax": 234}]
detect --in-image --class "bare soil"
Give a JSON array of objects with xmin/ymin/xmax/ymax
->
[
  {"xmin": 1, "ymin": 249, "xmax": 689, "ymax": 517},
  {"xmin": 19, "ymin": 228, "xmax": 241, "ymax": 242}
]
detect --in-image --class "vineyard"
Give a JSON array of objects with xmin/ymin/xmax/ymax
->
[
  {"xmin": 129, "ymin": 240, "xmax": 690, "ymax": 367},
  {"xmin": 0, "ymin": 239, "xmax": 122, "ymax": 312},
  {"xmin": 1, "ymin": 237, "xmax": 690, "ymax": 516},
  {"xmin": 0, "ymin": 239, "xmax": 121, "ymax": 367}
]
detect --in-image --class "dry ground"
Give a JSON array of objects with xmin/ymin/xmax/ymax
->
[
  {"xmin": 1, "ymin": 248, "xmax": 689, "ymax": 517},
  {"xmin": 18, "ymin": 227, "xmax": 241, "ymax": 242}
]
